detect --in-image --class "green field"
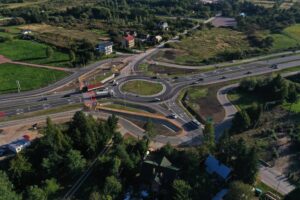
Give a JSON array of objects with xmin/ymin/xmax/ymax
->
[
  {"xmin": 0, "ymin": 63, "xmax": 68, "ymax": 93},
  {"xmin": 228, "ymin": 90, "xmax": 266, "ymax": 110},
  {"xmin": 121, "ymin": 80, "xmax": 163, "ymax": 96},
  {"xmin": 186, "ymin": 88, "xmax": 208, "ymax": 101},
  {"xmin": 0, "ymin": 39, "xmax": 70, "ymax": 67},
  {"xmin": 271, "ymin": 24, "xmax": 300, "ymax": 51},
  {"xmin": 155, "ymin": 28, "xmax": 251, "ymax": 65}
]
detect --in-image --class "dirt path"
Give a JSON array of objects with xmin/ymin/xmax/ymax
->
[
  {"xmin": 0, "ymin": 54, "xmax": 74, "ymax": 72},
  {"xmin": 0, "ymin": 55, "xmax": 11, "ymax": 64}
]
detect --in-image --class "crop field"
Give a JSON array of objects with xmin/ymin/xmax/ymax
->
[
  {"xmin": 154, "ymin": 28, "xmax": 251, "ymax": 65},
  {"xmin": 0, "ymin": 63, "xmax": 68, "ymax": 93}
]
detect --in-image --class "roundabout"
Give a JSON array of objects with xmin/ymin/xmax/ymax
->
[
  {"xmin": 120, "ymin": 79, "xmax": 165, "ymax": 97},
  {"xmin": 114, "ymin": 76, "xmax": 172, "ymax": 102}
]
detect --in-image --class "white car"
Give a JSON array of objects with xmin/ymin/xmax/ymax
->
[{"xmin": 171, "ymin": 114, "xmax": 178, "ymax": 119}]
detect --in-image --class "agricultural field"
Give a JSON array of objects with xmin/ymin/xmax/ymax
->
[
  {"xmin": 0, "ymin": 63, "xmax": 68, "ymax": 93},
  {"xmin": 154, "ymin": 28, "xmax": 251, "ymax": 65}
]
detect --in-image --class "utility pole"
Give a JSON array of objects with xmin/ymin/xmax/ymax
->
[{"xmin": 16, "ymin": 80, "xmax": 21, "ymax": 93}]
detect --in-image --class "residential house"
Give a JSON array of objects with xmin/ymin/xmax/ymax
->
[
  {"xmin": 141, "ymin": 155, "xmax": 179, "ymax": 193},
  {"xmin": 158, "ymin": 22, "xmax": 169, "ymax": 31},
  {"xmin": 200, "ymin": 0, "xmax": 220, "ymax": 4},
  {"xmin": 125, "ymin": 30, "xmax": 138, "ymax": 37},
  {"xmin": 147, "ymin": 35, "xmax": 163, "ymax": 45},
  {"xmin": 205, "ymin": 155, "xmax": 232, "ymax": 181},
  {"xmin": 122, "ymin": 34, "xmax": 135, "ymax": 48},
  {"xmin": 97, "ymin": 41, "xmax": 113, "ymax": 55},
  {"xmin": 21, "ymin": 29, "xmax": 32, "ymax": 35},
  {"xmin": 21, "ymin": 29, "xmax": 33, "ymax": 39}
]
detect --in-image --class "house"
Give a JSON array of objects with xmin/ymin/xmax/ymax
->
[
  {"xmin": 96, "ymin": 41, "xmax": 113, "ymax": 55},
  {"xmin": 8, "ymin": 135, "xmax": 31, "ymax": 153},
  {"xmin": 21, "ymin": 29, "xmax": 32, "ymax": 35},
  {"xmin": 122, "ymin": 34, "xmax": 135, "ymax": 48},
  {"xmin": 125, "ymin": 30, "xmax": 138, "ymax": 37},
  {"xmin": 21, "ymin": 29, "xmax": 33, "ymax": 39},
  {"xmin": 147, "ymin": 35, "xmax": 162, "ymax": 45},
  {"xmin": 158, "ymin": 22, "xmax": 169, "ymax": 31},
  {"xmin": 141, "ymin": 155, "xmax": 179, "ymax": 192},
  {"xmin": 200, "ymin": 0, "xmax": 219, "ymax": 4},
  {"xmin": 205, "ymin": 155, "xmax": 232, "ymax": 181}
]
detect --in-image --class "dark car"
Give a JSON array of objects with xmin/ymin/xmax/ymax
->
[
  {"xmin": 62, "ymin": 94, "xmax": 71, "ymax": 98},
  {"xmin": 199, "ymin": 78, "xmax": 204, "ymax": 81},
  {"xmin": 245, "ymin": 71, "xmax": 252, "ymax": 75},
  {"xmin": 221, "ymin": 76, "xmax": 227, "ymax": 79},
  {"xmin": 271, "ymin": 64, "xmax": 278, "ymax": 69},
  {"xmin": 151, "ymin": 76, "xmax": 158, "ymax": 79},
  {"xmin": 39, "ymin": 97, "xmax": 48, "ymax": 101}
]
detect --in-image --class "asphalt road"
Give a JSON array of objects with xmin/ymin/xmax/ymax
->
[
  {"xmin": 0, "ymin": 57, "xmax": 125, "ymax": 101},
  {"xmin": 1, "ymin": 53, "xmax": 300, "ymax": 147}
]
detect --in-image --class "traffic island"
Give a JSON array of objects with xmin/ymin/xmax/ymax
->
[{"xmin": 120, "ymin": 80, "xmax": 165, "ymax": 96}]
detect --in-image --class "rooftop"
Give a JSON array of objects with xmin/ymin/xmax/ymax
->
[
  {"xmin": 98, "ymin": 41, "xmax": 113, "ymax": 47},
  {"xmin": 205, "ymin": 155, "xmax": 231, "ymax": 180},
  {"xmin": 124, "ymin": 34, "xmax": 134, "ymax": 41}
]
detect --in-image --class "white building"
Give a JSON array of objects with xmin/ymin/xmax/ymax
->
[
  {"xmin": 97, "ymin": 41, "xmax": 113, "ymax": 55},
  {"xmin": 158, "ymin": 22, "xmax": 169, "ymax": 31}
]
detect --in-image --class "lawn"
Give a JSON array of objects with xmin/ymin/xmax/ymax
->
[
  {"xmin": 0, "ymin": 39, "xmax": 70, "ymax": 67},
  {"xmin": 227, "ymin": 89, "xmax": 266, "ymax": 110},
  {"xmin": 121, "ymin": 80, "xmax": 163, "ymax": 96},
  {"xmin": 155, "ymin": 28, "xmax": 251, "ymax": 65},
  {"xmin": 271, "ymin": 24, "xmax": 300, "ymax": 51},
  {"xmin": 0, "ymin": 63, "xmax": 69, "ymax": 93},
  {"xmin": 186, "ymin": 88, "xmax": 208, "ymax": 101}
]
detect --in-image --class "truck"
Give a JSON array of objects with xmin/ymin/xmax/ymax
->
[{"xmin": 95, "ymin": 90, "xmax": 110, "ymax": 98}]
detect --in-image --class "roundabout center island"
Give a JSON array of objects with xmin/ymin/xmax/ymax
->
[{"xmin": 120, "ymin": 80, "xmax": 165, "ymax": 96}]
